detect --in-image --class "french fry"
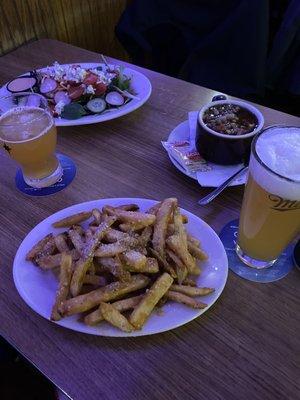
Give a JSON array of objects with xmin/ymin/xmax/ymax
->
[
  {"xmin": 51, "ymin": 253, "xmax": 73, "ymax": 321},
  {"xmin": 166, "ymin": 248, "xmax": 187, "ymax": 284},
  {"xmin": 181, "ymin": 214, "xmax": 188, "ymax": 224},
  {"xmin": 138, "ymin": 226, "xmax": 152, "ymax": 247},
  {"xmin": 166, "ymin": 291, "xmax": 207, "ymax": 309},
  {"xmin": 68, "ymin": 227, "xmax": 85, "ymax": 254},
  {"xmin": 147, "ymin": 202, "xmax": 161, "ymax": 215},
  {"xmin": 167, "ymin": 217, "xmax": 189, "ymax": 236},
  {"xmin": 182, "ymin": 278, "xmax": 197, "ymax": 287},
  {"xmin": 119, "ymin": 222, "xmax": 150, "ymax": 232},
  {"xmin": 166, "ymin": 234, "xmax": 200, "ymax": 275},
  {"xmin": 100, "ymin": 302, "xmax": 134, "ymax": 332},
  {"xmin": 70, "ymin": 217, "xmax": 116, "ymax": 297},
  {"xmin": 95, "ymin": 242, "xmax": 127, "ymax": 257},
  {"xmin": 187, "ymin": 234, "xmax": 200, "ymax": 247},
  {"xmin": 98, "ymin": 256, "xmax": 131, "ymax": 282},
  {"xmin": 83, "ymin": 274, "xmax": 107, "ymax": 287},
  {"xmin": 187, "ymin": 241, "xmax": 208, "ymax": 261},
  {"xmin": 104, "ymin": 228, "xmax": 128, "ymax": 243},
  {"xmin": 84, "ymin": 228, "xmax": 94, "ymax": 242},
  {"xmin": 90, "ymin": 208, "xmax": 102, "ymax": 226},
  {"xmin": 143, "ymin": 258, "xmax": 159, "ymax": 273},
  {"xmin": 95, "ymin": 234, "xmax": 141, "ymax": 257},
  {"xmin": 106, "ymin": 208, "xmax": 156, "ymax": 226},
  {"xmin": 37, "ymin": 249, "xmax": 80, "ymax": 270},
  {"xmin": 26, "ymin": 234, "xmax": 54, "ymax": 261},
  {"xmin": 28, "ymin": 235, "xmax": 57, "ymax": 263},
  {"xmin": 103, "ymin": 204, "xmax": 139, "ymax": 213},
  {"xmin": 124, "ymin": 257, "xmax": 159, "ymax": 274},
  {"xmin": 152, "ymin": 198, "xmax": 177, "ymax": 258},
  {"xmin": 170, "ymin": 284, "xmax": 214, "ymax": 296},
  {"xmin": 149, "ymin": 248, "xmax": 177, "ymax": 278},
  {"xmin": 89, "ymin": 260, "xmax": 96, "ymax": 275},
  {"xmin": 84, "ymin": 295, "xmax": 143, "ymax": 326},
  {"xmin": 59, "ymin": 274, "xmax": 150, "ymax": 316},
  {"xmin": 72, "ymin": 225, "xmax": 84, "ymax": 235},
  {"xmin": 54, "ymin": 233, "xmax": 69, "ymax": 253},
  {"xmin": 52, "ymin": 211, "xmax": 92, "ymax": 228},
  {"xmin": 121, "ymin": 250, "xmax": 147, "ymax": 269},
  {"xmin": 116, "ymin": 204, "xmax": 139, "ymax": 211},
  {"xmin": 130, "ymin": 273, "xmax": 174, "ymax": 329}
]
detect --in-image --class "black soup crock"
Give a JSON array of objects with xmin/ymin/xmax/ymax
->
[{"xmin": 196, "ymin": 99, "xmax": 264, "ymax": 165}]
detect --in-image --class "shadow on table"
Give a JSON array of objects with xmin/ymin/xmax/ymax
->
[{"xmin": 0, "ymin": 336, "xmax": 56, "ymax": 400}]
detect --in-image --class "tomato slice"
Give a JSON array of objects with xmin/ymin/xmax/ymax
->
[
  {"xmin": 95, "ymin": 82, "xmax": 107, "ymax": 96},
  {"xmin": 68, "ymin": 84, "xmax": 85, "ymax": 100},
  {"xmin": 83, "ymin": 73, "xmax": 98, "ymax": 85}
]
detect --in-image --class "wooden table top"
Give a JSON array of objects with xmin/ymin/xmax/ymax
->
[{"xmin": 0, "ymin": 39, "xmax": 299, "ymax": 400}]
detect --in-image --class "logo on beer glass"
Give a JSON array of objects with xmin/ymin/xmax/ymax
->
[
  {"xmin": 3, "ymin": 143, "xmax": 11, "ymax": 154},
  {"xmin": 269, "ymin": 194, "xmax": 300, "ymax": 212}
]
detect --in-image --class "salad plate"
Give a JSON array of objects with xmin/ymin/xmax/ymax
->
[{"xmin": 0, "ymin": 62, "xmax": 152, "ymax": 127}]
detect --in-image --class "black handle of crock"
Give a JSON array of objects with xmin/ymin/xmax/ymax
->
[{"xmin": 212, "ymin": 94, "xmax": 227, "ymax": 102}]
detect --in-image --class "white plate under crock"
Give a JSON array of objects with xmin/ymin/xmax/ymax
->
[{"xmin": 167, "ymin": 120, "xmax": 247, "ymax": 187}]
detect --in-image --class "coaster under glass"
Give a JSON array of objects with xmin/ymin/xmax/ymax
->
[
  {"xmin": 15, "ymin": 153, "xmax": 76, "ymax": 196},
  {"xmin": 219, "ymin": 219, "xmax": 294, "ymax": 283}
]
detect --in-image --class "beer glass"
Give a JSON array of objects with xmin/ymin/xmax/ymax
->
[
  {"xmin": 236, "ymin": 126, "xmax": 300, "ymax": 269},
  {"xmin": 0, "ymin": 93, "xmax": 62, "ymax": 188}
]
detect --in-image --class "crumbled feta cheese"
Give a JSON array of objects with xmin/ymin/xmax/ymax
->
[
  {"xmin": 63, "ymin": 66, "xmax": 87, "ymax": 82},
  {"xmin": 49, "ymin": 61, "xmax": 65, "ymax": 81},
  {"xmin": 54, "ymin": 101, "xmax": 65, "ymax": 115},
  {"xmin": 86, "ymin": 85, "xmax": 95, "ymax": 94},
  {"xmin": 90, "ymin": 68, "xmax": 116, "ymax": 85},
  {"xmin": 48, "ymin": 62, "xmax": 87, "ymax": 83}
]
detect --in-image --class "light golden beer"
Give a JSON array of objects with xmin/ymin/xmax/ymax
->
[
  {"xmin": 0, "ymin": 106, "xmax": 62, "ymax": 187},
  {"xmin": 237, "ymin": 126, "xmax": 300, "ymax": 268}
]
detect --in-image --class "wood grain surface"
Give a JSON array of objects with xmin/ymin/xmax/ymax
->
[
  {"xmin": 0, "ymin": 39, "xmax": 299, "ymax": 400},
  {"xmin": 0, "ymin": 0, "xmax": 129, "ymax": 60}
]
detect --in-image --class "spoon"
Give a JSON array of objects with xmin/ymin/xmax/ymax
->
[{"xmin": 198, "ymin": 166, "xmax": 248, "ymax": 205}]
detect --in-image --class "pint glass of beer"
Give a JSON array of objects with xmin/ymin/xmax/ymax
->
[
  {"xmin": 236, "ymin": 126, "xmax": 300, "ymax": 269},
  {"xmin": 0, "ymin": 93, "xmax": 62, "ymax": 188}
]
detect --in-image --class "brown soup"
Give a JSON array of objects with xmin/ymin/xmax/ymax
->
[{"xmin": 203, "ymin": 104, "xmax": 258, "ymax": 135}]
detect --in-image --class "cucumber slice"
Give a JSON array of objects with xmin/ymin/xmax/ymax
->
[{"xmin": 86, "ymin": 98, "xmax": 106, "ymax": 113}]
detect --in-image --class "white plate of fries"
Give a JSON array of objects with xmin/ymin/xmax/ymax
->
[{"xmin": 13, "ymin": 198, "xmax": 228, "ymax": 337}]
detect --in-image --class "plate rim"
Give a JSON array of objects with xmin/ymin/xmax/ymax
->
[
  {"xmin": 0, "ymin": 62, "xmax": 152, "ymax": 127},
  {"xmin": 13, "ymin": 197, "xmax": 228, "ymax": 337}
]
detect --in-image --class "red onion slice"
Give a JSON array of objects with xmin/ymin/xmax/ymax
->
[
  {"xmin": 40, "ymin": 78, "xmax": 57, "ymax": 94},
  {"xmin": 105, "ymin": 91, "xmax": 125, "ymax": 106},
  {"xmin": 26, "ymin": 94, "xmax": 41, "ymax": 107},
  {"xmin": 54, "ymin": 91, "xmax": 71, "ymax": 105}
]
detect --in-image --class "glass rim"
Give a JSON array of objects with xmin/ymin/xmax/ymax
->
[
  {"xmin": 252, "ymin": 125, "xmax": 300, "ymax": 184},
  {"xmin": 0, "ymin": 92, "xmax": 52, "ymax": 128}
]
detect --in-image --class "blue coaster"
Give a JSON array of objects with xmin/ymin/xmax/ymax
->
[
  {"xmin": 219, "ymin": 219, "xmax": 294, "ymax": 283},
  {"xmin": 15, "ymin": 153, "xmax": 76, "ymax": 196}
]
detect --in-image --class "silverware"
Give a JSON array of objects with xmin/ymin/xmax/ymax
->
[
  {"xmin": 198, "ymin": 166, "xmax": 248, "ymax": 205},
  {"xmin": 112, "ymin": 85, "xmax": 140, "ymax": 100},
  {"xmin": 100, "ymin": 54, "xmax": 110, "ymax": 68}
]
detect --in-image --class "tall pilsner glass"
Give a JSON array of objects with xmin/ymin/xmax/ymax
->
[{"xmin": 236, "ymin": 126, "xmax": 300, "ymax": 269}]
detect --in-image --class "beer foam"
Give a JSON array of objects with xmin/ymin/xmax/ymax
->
[
  {"xmin": 251, "ymin": 127, "xmax": 300, "ymax": 200},
  {"xmin": 0, "ymin": 106, "xmax": 53, "ymax": 143}
]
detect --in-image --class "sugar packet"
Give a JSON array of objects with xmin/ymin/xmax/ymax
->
[{"xmin": 161, "ymin": 140, "xmax": 211, "ymax": 173}]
